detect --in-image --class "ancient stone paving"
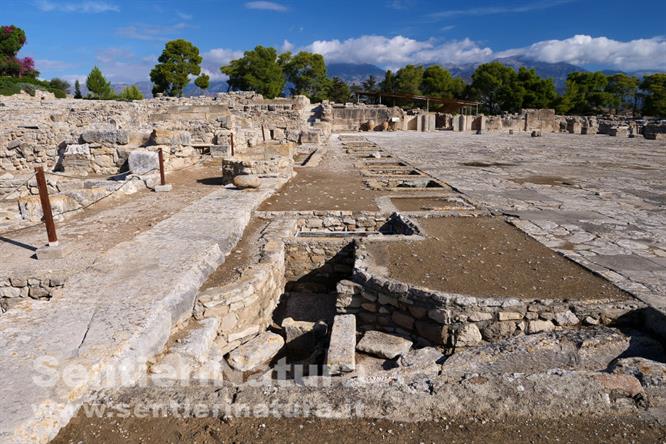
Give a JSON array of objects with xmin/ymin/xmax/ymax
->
[
  {"xmin": 365, "ymin": 132, "xmax": 666, "ymax": 311},
  {"xmin": 0, "ymin": 178, "xmax": 280, "ymax": 443}
]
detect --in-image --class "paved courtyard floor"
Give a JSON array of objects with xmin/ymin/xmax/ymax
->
[{"xmin": 366, "ymin": 132, "xmax": 666, "ymax": 310}]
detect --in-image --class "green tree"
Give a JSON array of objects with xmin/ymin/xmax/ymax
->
[
  {"xmin": 150, "ymin": 39, "xmax": 206, "ymax": 97},
  {"xmin": 86, "ymin": 66, "xmax": 113, "ymax": 99},
  {"xmin": 421, "ymin": 65, "xmax": 464, "ymax": 99},
  {"xmin": 606, "ymin": 73, "xmax": 639, "ymax": 114},
  {"xmin": 470, "ymin": 62, "xmax": 524, "ymax": 114},
  {"xmin": 74, "ymin": 79, "xmax": 82, "ymax": 99},
  {"xmin": 559, "ymin": 72, "xmax": 614, "ymax": 115},
  {"xmin": 48, "ymin": 78, "xmax": 70, "ymax": 95},
  {"xmin": 283, "ymin": 51, "xmax": 328, "ymax": 102},
  {"xmin": 380, "ymin": 70, "xmax": 396, "ymax": 94},
  {"xmin": 394, "ymin": 64, "xmax": 424, "ymax": 95},
  {"xmin": 194, "ymin": 73, "xmax": 209, "ymax": 90},
  {"xmin": 516, "ymin": 67, "xmax": 558, "ymax": 109},
  {"xmin": 0, "ymin": 25, "xmax": 38, "ymax": 77},
  {"xmin": 118, "ymin": 85, "xmax": 144, "ymax": 101},
  {"xmin": 221, "ymin": 46, "xmax": 285, "ymax": 99},
  {"xmin": 641, "ymin": 73, "xmax": 666, "ymax": 117},
  {"xmin": 327, "ymin": 77, "xmax": 351, "ymax": 103},
  {"xmin": 362, "ymin": 75, "xmax": 379, "ymax": 93}
]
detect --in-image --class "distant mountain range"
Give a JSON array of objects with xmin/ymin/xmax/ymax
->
[{"xmin": 108, "ymin": 57, "xmax": 662, "ymax": 98}]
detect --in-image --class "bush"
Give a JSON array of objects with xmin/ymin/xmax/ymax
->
[
  {"xmin": 0, "ymin": 75, "xmax": 67, "ymax": 97},
  {"xmin": 117, "ymin": 85, "xmax": 144, "ymax": 101}
]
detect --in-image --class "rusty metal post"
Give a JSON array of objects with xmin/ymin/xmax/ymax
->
[
  {"xmin": 158, "ymin": 148, "xmax": 166, "ymax": 186},
  {"xmin": 230, "ymin": 133, "xmax": 235, "ymax": 157},
  {"xmin": 261, "ymin": 124, "xmax": 266, "ymax": 142},
  {"xmin": 34, "ymin": 166, "xmax": 58, "ymax": 245}
]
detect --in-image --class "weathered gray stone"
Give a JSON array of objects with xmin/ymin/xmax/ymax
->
[
  {"xmin": 128, "ymin": 149, "xmax": 158, "ymax": 174},
  {"xmin": 455, "ymin": 323, "xmax": 482, "ymax": 347},
  {"xmin": 554, "ymin": 310, "xmax": 580, "ymax": 326},
  {"xmin": 528, "ymin": 320, "xmax": 555, "ymax": 334},
  {"xmin": 326, "ymin": 314, "xmax": 356, "ymax": 374},
  {"xmin": 356, "ymin": 330, "xmax": 412, "ymax": 359},
  {"xmin": 226, "ymin": 331, "xmax": 284, "ymax": 372},
  {"xmin": 233, "ymin": 174, "xmax": 261, "ymax": 189}
]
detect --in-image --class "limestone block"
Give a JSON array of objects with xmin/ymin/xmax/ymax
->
[
  {"xmin": 233, "ymin": 174, "xmax": 261, "ymax": 189},
  {"xmin": 128, "ymin": 149, "xmax": 158, "ymax": 174},
  {"xmin": 226, "ymin": 331, "xmax": 284, "ymax": 372},
  {"xmin": 455, "ymin": 324, "xmax": 483, "ymax": 347},
  {"xmin": 554, "ymin": 310, "xmax": 580, "ymax": 326},
  {"xmin": 356, "ymin": 330, "xmax": 412, "ymax": 359},
  {"xmin": 527, "ymin": 320, "xmax": 555, "ymax": 334},
  {"xmin": 325, "ymin": 314, "xmax": 356, "ymax": 374}
]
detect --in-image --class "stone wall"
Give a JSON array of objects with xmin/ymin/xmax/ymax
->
[
  {"xmin": 319, "ymin": 102, "xmax": 405, "ymax": 132},
  {"xmin": 284, "ymin": 238, "xmax": 355, "ymax": 293},
  {"xmin": 0, "ymin": 92, "xmax": 328, "ymax": 175},
  {"xmin": 0, "ymin": 275, "xmax": 64, "ymax": 313},
  {"xmin": 344, "ymin": 241, "xmax": 645, "ymax": 348},
  {"xmin": 193, "ymin": 218, "xmax": 295, "ymax": 354}
]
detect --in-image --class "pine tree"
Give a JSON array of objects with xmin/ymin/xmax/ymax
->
[
  {"xmin": 74, "ymin": 80, "xmax": 82, "ymax": 99},
  {"xmin": 86, "ymin": 66, "xmax": 113, "ymax": 99}
]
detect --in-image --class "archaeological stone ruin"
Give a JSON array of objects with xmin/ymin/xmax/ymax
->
[{"xmin": 1, "ymin": 91, "xmax": 666, "ymax": 443}]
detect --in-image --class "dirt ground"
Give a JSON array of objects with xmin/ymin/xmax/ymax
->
[
  {"xmin": 368, "ymin": 216, "xmax": 629, "ymax": 300},
  {"xmin": 52, "ymin": 413, "xmax": 666, "ymax": 444},
  {"xmin": 259, "ymin": 166, "xmax": 382, "ymax": 212},
  {"xmin": 200, "ymin": 217, "xmax": 269, "ymax": 290}
]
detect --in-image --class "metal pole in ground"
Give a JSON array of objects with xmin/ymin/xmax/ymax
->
[
  {"xmin": 35, "ymin": 166, "xmax": 57, "ymax": 245},
  {"xmin": 34, "ymin": 166, "xmax": 65, "ymax": 259},
  {"xmin": 230, "ymin": 133, "xmax": 235, "ymax": 157},
  {"xmin": 158, "ymin": 148, "xmax": 166, "ymax": 186},
  {"xmin": 154, "ymin": 148, "xmax": 172, "ymax": 192}
]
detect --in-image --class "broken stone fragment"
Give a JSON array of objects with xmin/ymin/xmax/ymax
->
[
  {"xmin": 233, "ymin": 174, "xmax": 261, "ymax": 189},
  {"xmin": 455, "ymin": 323, "xmax": 483, "ymax": 347},
  {"xmin": 356, "ymin": 330, "xmax": 412, "ymax": 359},
  {"xmin": 554, "ymin": 310, "xmax": 580, "ymax": 326},
  {"xmin": 226, "ymin": 331, "xmax": 284, "ymax": 372}
]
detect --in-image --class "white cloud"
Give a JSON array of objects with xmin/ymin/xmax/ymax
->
[
  {"xmin": 431, "ymin": 0, "xmax": 574, "ymax": 19},
  {"xmin": 36, "ymin": 0, "xmax": 119, "ymax": 13},
  {"xmin": 201, "ymin": 48, "xmax": 244, "ymax": 80},
  {"xmin": 306, "ymin": 35, "xmax": 493, "ymax": 67},
  {"xmin": 304, "ymin": 34, "xmax": 666, "ymax": 71},
  {"xmin": 281, "ymin": 39, "xmax": 294, "ymax": 52},
  {"xmin": 244, "ymin": 1, "xmax": 287, "ymax": 12},
  {"xmin": 35, "ymin": 59, "xmax": 74, "ymax": 70},
  {"xmin": 176, "ymin": 11, "xmax": 193, "ymax": 20},
  {"xmin": 116, "ymin": 23, "xmax": 190, "ymax": 41},
  {"xmin": 499, "ymin": 35, "xmax": 666, "ymax": 71}
]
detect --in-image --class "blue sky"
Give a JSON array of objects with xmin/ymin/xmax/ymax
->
[{"xmin": 4, "ymin": 0, "xmax": 666, "ymax": 83}]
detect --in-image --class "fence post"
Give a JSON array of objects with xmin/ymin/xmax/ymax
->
[
  {"xmin": 158, "ymin": 148, "xmax": 166, "ymax": 186},
  {"xmin": 154, "ymin": 148, "xmax": 172, "ymax": 192},
  {"xmin": 230, "ymin": 133, "xmax": 235, "ymax": 157},
  {"xmin": 34, "ymin": 166, "xmax": 57, "ymax": 246}
]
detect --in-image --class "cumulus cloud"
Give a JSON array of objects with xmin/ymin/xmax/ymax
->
[
  {"xmin": 201, "ymin": 48, "xmax": 244, "ymax": 80},
  {"xmin": 304, "ymin": 34, "xmax": 666, "ymax": 71},
  {"xmin": 281, "ymin": 39, "xmax": 295, "ymax": 52},
  {"xmin": 244, "ymin": 1, "xmax": 287, "ymax": 12},
  {"xmin": 36, "ymin": 0, "xmax": 119, "ymax": 13},
  {"xmin": 499, "ymin": 35, "xmax": 666, "ymax": 71},
  {"xmin": 306, "ymin": 35, "xmax": 493, "ymax": 67}
]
